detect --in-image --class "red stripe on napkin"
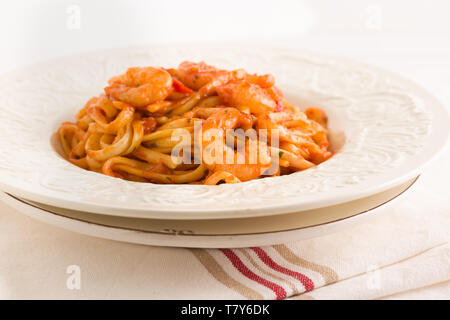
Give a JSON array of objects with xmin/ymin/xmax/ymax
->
[
  {"xmin": 252, "ymin": 247, "xmax": 315, "ymax": 292},
  {"xmin": 220, "ymin": 249, "xmax": 287, "ymax": 300}
]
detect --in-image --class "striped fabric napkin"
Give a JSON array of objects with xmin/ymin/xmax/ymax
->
[
  {"xmin": 183, "ymin": 154, "xmax": 450, "ymax": 300},
  {"xmin": 189, "ymin": 186, "xmax": 449, "ymax": 299},
  {"xmin": 0, "ymin": 154, "xmax": 448, "ymax": 299}
]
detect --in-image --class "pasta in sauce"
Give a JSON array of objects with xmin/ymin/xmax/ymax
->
[{"xmin": 57, "ymin": 61, "xmax": 332, "ymax": 185}]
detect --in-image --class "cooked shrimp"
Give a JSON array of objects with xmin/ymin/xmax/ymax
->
[
  {"xmin": 201, "ymin": 108, "xmax": 271, "ymax": 182},
  {"xmin": 245, "ymin": 73, "xmax": 275, "ymax": 88},
  {"xmin": 105, "ymin": 67, "xmax": 173, "ymax": 108},
  {"xmin": 305, "ymin": 107, "xmax": 328, "ymax": 127},
  {"xmin": 176, "ymin": 61, "xmax": 278, "ymax": 101},
  {"xmin": 216, "ymin": 80, "xmax": 278, "ymax": 116},
  {"xmin": 176, "ymin": 61, "xmax": 228, "ymax": 90}
]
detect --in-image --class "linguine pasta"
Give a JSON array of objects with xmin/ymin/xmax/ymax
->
[{"xmin": 57, "ymin": 61, "xmax": 332, "ymax": 185}]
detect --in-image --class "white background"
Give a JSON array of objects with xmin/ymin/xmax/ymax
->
[{"xmin": 1, "ymin": 0, "xmax": 449, "ymax": 106}]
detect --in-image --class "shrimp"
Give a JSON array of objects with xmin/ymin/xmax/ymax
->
[
  {"xmin": 105, "ymin": 67, "xmax": 173, "ymax": 108},
  {"xmin": 201, "ymin": 108, "xmax": 271, "ymax": 182},
  {"xmin": 176, "ymin": 61, "xmax": 282, "ymax": 109},
  {"xmin": 305, "ymin": 107, "xmax": 328, "ymax": 127},
  {"xmin": 216, "ymin": 80, "xmax": 278, "ymax": 116},
  {"xmin": 176, "ymin": 61, "xmax": 229, "ymax": 90},
  {"xmin": 245, "ymin": 73, "xmax": 275, "ymax": 88},
  {"xmin": 172, "ymin": 61, "xmax": 285, "ymax": 114}
]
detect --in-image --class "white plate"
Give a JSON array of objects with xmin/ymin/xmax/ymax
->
[
  {"xmin": 0, "ymin": 177, "xmax": 417, "ymax": 248},
  {"xmin": 0, "ymin": 44, "xmax": 447, "ymax": 219}
]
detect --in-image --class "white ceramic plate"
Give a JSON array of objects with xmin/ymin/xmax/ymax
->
[
  {"xmin": 0, "ymin": 44, "xmax": 447, "ymax": 219},
  {"xmin": 0, "ymin": 177, "xmax": 417, "ymax": 248}
]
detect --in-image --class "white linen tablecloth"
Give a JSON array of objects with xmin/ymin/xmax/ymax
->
[{"xmin": 0, "ymin": 146, "xmax": 448, "ymax": 299}]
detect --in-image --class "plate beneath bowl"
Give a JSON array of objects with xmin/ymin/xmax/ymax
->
[
  {"xmin": 0, "ymin": 44, "xmax": 447, "ymax": 219},
  {"xmin": 0, "ymin": 177, "xmax": 418, "ymax": 248}
]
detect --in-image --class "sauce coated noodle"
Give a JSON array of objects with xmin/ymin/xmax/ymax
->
[{"xmin": 57, "ymin": 62, "xmax": 333, "ymax": 185}]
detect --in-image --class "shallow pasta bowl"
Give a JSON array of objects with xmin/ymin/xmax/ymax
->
[{"xmin": 0, "ymin": 44, "xmax": 448, "ymax": 219}]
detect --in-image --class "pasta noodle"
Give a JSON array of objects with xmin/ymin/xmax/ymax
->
[{"xmin": 57, "ymin": 61, "xmax": 333, "ymax": 185}]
